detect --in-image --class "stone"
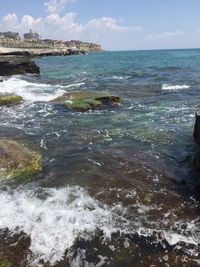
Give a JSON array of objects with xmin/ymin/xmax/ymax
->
[
  {"xmin": 0, "ymin": 139, "xmax": 42, "ymax": 181},
  {"xmin": 51, "ymin": 91, "xmax": 122, "ymax": 111},
  {"xmin": 65, "ymin": 99, "xmax": 102, "ymax": 112},
  {"xmin": 194, "ymin": 107, "xmax": 200, "ymax": 144},
  {"xmin": 0, "ymin": 55, "xmax": 40, "ymax": 76},
  {"xmin": 0, "ymin": 95, "xmax": 23, "ymax": 106},
  {"xmin": 193, "ymin": 151, "xmax": 200, "ymax": 170}
]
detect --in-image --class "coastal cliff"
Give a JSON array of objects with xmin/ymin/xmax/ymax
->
[{"xmin": 0, "ymin": 37, "xmax": 103, "ymax": 55}]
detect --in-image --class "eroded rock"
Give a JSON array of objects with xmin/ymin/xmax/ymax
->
[
  {"xmin": 0, "ymin": 55, "xmax": 40, "ymax": 76},
  {"xmin": 0, "ymin": 139, "xmax": 42, "ymax": 181}
]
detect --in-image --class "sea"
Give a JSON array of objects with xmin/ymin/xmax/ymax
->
[{"xmin": 0, "ymin": 49, "xmax": 200, "ymax": 266}]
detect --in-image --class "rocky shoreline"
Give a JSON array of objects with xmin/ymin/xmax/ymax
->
[
  {"xmin": 0, "ymin": 53, "xmax": 39, "ymax": 76},
  {"xmin": 0, "ymin": 49, "xmax": 87, "ymax": 76}
]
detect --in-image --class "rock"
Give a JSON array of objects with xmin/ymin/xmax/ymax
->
[
  {"xmin": 0, "ymin": 55, "xmax": 40, "ymax": 76},
  {"xmin": 0, "ymin": 139, "xmax": 42, "ymax": 181},
  {"xmin": 0, "ymin": 95, "xmax": 23, "ymax": 106},
  {"xmin": 95, "ymin": 95, "xmax": 121, "ymax": 105},
  {"xmin": 136, "ymin": 252, "xmax": 200, "ymax": 267},
  {"xmin": 194, "ymin": 107, "xmax": 200, "ymax": 144},
  {"xmin": 65, "ymin": 98, "xmax": 102, "ymax": 112},
  {"xmin": 51, "ymin": 91, "xmax": 122, "ymax": 111},
  {"xmin": 193, "ymin": 151, "xmax": 200, "ymax": 170},
  {"xmin": 0, "ymin": 259, "xmax": 12, "ymax": 267}
]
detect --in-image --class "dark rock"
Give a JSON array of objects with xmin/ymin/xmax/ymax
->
[
  {"xmin": 95, "ymin": 95, "xmax": 121, "ymax": 105},
  {"xmin": 194, "ymin": 107, "xmax": 200, "ymax": 144},
  {"xmin": 0, "ymin": 55, "xmax": 40, "ymax": 76},
  {"xmin": 193, "ymin": 151, "xmax": 200, "ymax": 170},
  {"xmin": 0, "ymin": 51, "xmax": 31, "ymax": 56}
]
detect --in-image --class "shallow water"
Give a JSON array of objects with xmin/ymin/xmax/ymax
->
[{"xmin": 0, "ymin": 50, "xmax": 200, "ymax": 266}]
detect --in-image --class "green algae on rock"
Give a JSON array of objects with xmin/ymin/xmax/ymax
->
[
  {"xmin": 0, "ymin": 139, "xmax": 42, "ymax": 181},
  {"xmin": 65, "ymin": 98, "xmax": 102, "ymax": 112},
  {"xmin": 0, "ymin": 95, "xmax": 23, "ymax": 106},
  {"xmin": 51, "ymin": 91, "xmax": 121, "ymax": 111},
  {"xmin": 0, "ymin": 259, "xmax": 12, "ymax": 267}
]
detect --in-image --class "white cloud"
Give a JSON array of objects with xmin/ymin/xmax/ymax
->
[
  {"xmin": 44, "ymin": 0, "xmax": 71, "ymax": 14},
  {"xmin": 0, "ymin": 13, "xmax": 142, "ymax": 44},
  {"xmin": 145, "ymin": 31, "xmax": 184, "ymax": 40},
  {"xmin": 1, "ymin": 13, "xmax": 18, "ymax": 29},
  {"xmin": 86, "ymin": 17, "xmax": 143, "ymax": 33}
]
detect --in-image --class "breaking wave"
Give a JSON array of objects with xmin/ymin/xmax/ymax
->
[
  {"xmin": 0, "ymin": 77, "xmax": 85, "ymax": 102},
  {"xmin": 0, "ymin": 186, "xmax": 199, "ymax": 265},
  {"xmin": 162, "ymin": 84, "xmax": 190, "ymax": 90}
]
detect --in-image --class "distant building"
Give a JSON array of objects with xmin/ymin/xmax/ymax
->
[
  {"xmin": 24, "ymin": 30, "xmax": 39, "ymax": 41},
  {"xmin": 0, "ymin": 31, "xmax": 20, "ymax": 40}
]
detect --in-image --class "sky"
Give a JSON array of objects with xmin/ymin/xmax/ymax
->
[{"xmin": 0, "ymin": 0, "xmax": 200, "ymax": 51}]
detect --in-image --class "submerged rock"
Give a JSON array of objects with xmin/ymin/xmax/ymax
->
[
  {"xmin": 194, "ymin": 107, "xmax": 200, "ymax": 144},
  {"xmin": 51, "ymin": 91, "xmax": 121, "ymax": 111},
  {"xmin": 0, "ymin": 139, "xmax": 42, "ymax": 181},
  {"xmin": 0, "ymin": 95, "xmax": 23, "ymax": 106},
  {"xmin": 65, "ymin": 98, "xmax": 102, "ymax": 112}
]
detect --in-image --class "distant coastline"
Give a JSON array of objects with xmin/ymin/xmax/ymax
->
[
  {"xmin": 0, "ymin": 30, "xmax": 103, "ymax": 56},
  {"xmin": 0, "ymin": 30, "xmax": 103, "ymax": 76}
]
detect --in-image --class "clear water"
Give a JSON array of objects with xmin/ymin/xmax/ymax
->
[{"xmin": 0, "ymin": 50, "xmax": 200, "ymax": 266}]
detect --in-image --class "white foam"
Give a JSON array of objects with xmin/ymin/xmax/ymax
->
[
  {"xmin": 162, "ymin": 84, "xmax": 190, "ymax": 90},
  {"xmin": 0, "ymin": 77, "xmax": 85, "ymax": 102},
  {"xmin": 0, "ymin": 187, "xmax": 121, "ymax": 265},
  {"xmin": 111, "ymin": 75, "xmax": 130, "ymax": 80},
  {"xmin": 0, "ymin": 187, "xmax": 199, "ymax": 265}
]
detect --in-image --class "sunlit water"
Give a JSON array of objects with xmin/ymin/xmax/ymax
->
[{"xmin": 0, "ymin": 50, "xmax": 200, "ymax": 266}]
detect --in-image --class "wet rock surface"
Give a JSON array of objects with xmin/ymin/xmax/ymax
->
[
  {"xmin": 51, "ymin": 91, "xmax": 122, "ymax": 111},
  {"xmin": 0, "ymin": 139, "xmax": 42, "ymax": 181},
  {"xmin": 0, "ymin": 95, "xmax": 23, "ymax": 106}
]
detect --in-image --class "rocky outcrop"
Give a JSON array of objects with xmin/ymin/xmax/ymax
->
[
  {"xmin": 51, "ymin": 91, "xmax": 122, "ymax": 111},
  {"xmin": 0, "ymin": 48, "xmax": 87, "ymax": 57},
  {"xmin": 0, "ymin": 54, "xmax": 40, "ymax": 76},
  {"xmin": 194, "ymin": 107, "xmax": 200, "ymax": 144},
  {"xmin": 0, "ymin": 95, "xmax": 23, "ymax": 106},
  {"xmin": 0, "ymin": 139, "xmax": 42, "ymax": 181}
]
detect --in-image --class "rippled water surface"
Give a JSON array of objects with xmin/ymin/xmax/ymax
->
[{"xmin": 0, "ymin": 50, "xmax": 200, "ymax": 266}]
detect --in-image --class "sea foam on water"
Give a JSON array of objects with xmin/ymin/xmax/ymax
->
[
  {"xmin": 0, "ymin": 76, "xmax": 84, "ymax": 102},
  {"xmin": 162, "ymin": 84, "xmax": 190, "ymax": 90},
  {"xmin": 0, "ymin": 187, "xmax": 121, "ymax": 265},
  {"xmin": 0, "ymin": 186, "xmax": 199, "ymax": 265}
]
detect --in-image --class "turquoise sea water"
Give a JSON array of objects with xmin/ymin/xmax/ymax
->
[{"xmin": 0, "ymin": 50, "xmax": 200, "ymax": 266}]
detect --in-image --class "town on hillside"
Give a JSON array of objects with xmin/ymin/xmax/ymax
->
[{"xmin": 0, "ymin": 30, "xmax": 102, "ymax": 52}]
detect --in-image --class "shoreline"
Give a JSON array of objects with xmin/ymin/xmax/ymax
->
[{"xmin": 0, "ymin": 49, "xmax": 87, "ymax": 76}]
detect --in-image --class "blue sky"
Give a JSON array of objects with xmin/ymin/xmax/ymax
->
[{"xmin": 0, "ymin": 0, "xmax": 200, "ymax": 50}]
